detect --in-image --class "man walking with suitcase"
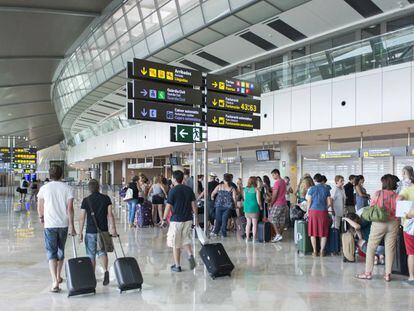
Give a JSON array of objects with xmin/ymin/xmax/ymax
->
[
  {"xmin": 161, "ymin": 170, "xmax": 197, "ymax": 272},
  {"xmin": 37, "ymin": 165, "xmax": 76, "ymax": 293}
]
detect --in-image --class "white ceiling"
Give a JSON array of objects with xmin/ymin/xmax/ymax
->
[
  {"xmin": 0, "ymin": 0, "xmax": 114, "ymax": 148},
  {"xmin": 69, "ymin": 0, "xmax": 414, "ymax": 142}
]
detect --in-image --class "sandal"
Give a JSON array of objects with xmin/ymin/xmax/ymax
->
[
  {"xmin": 312, "ymin": 252, "xmax": 318, "ymax": 258},
  {"xmin": 58, "ymin": 277, "xmax": 63, "ymax": 284},
  {"xmin": 50, "ymin": 287, "xmax": 61, "ymax": 293},
  {"xmin": 320, "ymin": 250, "xmax": 326, "ymax": 257},
  {"xmin": 355, "ymin": 272, "xmax": 372, "ymax": 280},
  {"xmin": 384, "ymin": 274, "xmax": 391, "ymax": 282}
]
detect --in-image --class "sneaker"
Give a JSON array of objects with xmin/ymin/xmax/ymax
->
[
  {"xmin": 404, "ymin": 279, "xmax": 414, "ymax": 286},
  {"xmin": 210, "ymin": 232, "xmax": 218, "ymax": 237},
  {"xmin": 271, "ymin": 235, "xmax": 283, "ymax": 243},
  {"xmin": 171, "ymin": 265, "xmax": 182, "ymax": 272},
  {"xmin": 103, "ymin": 271, "xmax": 110, "ymax": 286},
  {"xmin": 188, "ymin": 255, "xmax": 196, "ymax": 270}
]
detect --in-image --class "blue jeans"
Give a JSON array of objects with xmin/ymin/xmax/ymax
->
[
  {"xmin": 214, "ymin": 207, "xmax": 230, "ymax": 237},
  {"xmin": 44, "ymin": 228, "xmax": 68, "ymax": 260},
  {"xmin": 128, "ymin": 199, "xmax": 139, "ymax": 224},
  {"xmin": 85, "ymin": 233, "xmax": 107, "ymax": 259}
]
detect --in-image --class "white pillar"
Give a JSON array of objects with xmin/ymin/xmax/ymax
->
[
  {"xmin": 279, "ymin": 140, "xmax": 298, "ymax": 190},
  {"xmin": 122, "ymin": 159, "xmax": 127, "ymax": 185}
]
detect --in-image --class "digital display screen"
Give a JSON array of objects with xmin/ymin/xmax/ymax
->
[{"xmin": 256, "ymin": 150, "xmax": 271, "ymax": 161}]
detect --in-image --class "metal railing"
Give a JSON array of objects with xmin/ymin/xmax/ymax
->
[{"xmin": 238, "ymin": 26, "xmax": 414, "ymax": 93}]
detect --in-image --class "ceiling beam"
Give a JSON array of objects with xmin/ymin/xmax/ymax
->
[
  {"xmin": 5, "ymin": 123, "xmax": 61, "ymax": 136},
  {"xmin": 0, "ymin": 56, "xmax": 64, "ymax": 60},
  {"xmin": 0, "ymin": 100, "xmax": 51, "ymax": 107},
  {"xmin": 0, "ymin": 112, "xmax": 56, "ymax": 124},
  {"xmin": 0, "ymin": 6, "xmax": 100, "ymax": 18},
  {"xmin": 0, "ymin": 82, "xmax": 52, "ymax": 89}
]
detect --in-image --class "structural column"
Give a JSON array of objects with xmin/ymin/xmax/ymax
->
[
  {"xmin": 122, "ymin": 159, "xmax": 127, "ymax": 184},
  {"xmin": 110, "ymin": 160, "xmax": 122, "ymax": 186},
  {"xmin": 279, "ymin": 141, "xmax": 298, "ymax": 192}
]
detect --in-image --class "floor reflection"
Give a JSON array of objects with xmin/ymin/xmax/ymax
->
[{"xmin": 0, "ymin": 187, "xmax": 413, "ymax": 310}]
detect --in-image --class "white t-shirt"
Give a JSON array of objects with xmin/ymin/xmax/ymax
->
[
  {"xmin": 37, "ymin": 181, "xmax": 74, "ymax": 228},
  {"xmin": 330, "ymin": 186, "xmax": 346, "ymax": 217}
]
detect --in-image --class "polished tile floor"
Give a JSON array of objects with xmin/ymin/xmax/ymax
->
[{"xmin": 1, "ymin": 187, "xmax": 413, "ymax": 311}]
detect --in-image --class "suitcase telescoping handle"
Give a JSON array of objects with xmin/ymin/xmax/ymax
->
[
  {"xmin": 70, "ymin": 234, "xmax": 77, "ymax": 258},
  {"xmin": 111, "ymin": 234, "xmax": 126, "ymax": 259}
]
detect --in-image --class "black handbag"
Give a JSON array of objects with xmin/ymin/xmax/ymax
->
[{"xmin": 87, "ymin": 197, "xmax": 114, "ymax": 253}]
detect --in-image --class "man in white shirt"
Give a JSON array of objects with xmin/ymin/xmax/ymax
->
[{"xmin": 37, "ymin": 165, "xmax": 76, "ymax": 293}]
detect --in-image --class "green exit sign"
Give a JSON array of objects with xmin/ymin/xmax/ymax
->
[{"xmin": 171, "ymin": 125, "xmax": 203, "ymax": 143}]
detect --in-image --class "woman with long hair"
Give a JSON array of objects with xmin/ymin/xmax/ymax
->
[
  {"xmin": 355, "ymin": 175, "xmax": 369, "ymax": 211},
  {"xmin": 148, "ymin": 175, "xmax": 168, "ymax": 226},
  {"xmin": 243, "ymin": 177, "xmax": 262, "ymax": 242},
  {"xmin": 356, "ymin": 174, "xmax": 399, "ymax": 282},
  {"xmin": 127, "ymin": 176, "xmax": 139, "ymax": 228},
  {"xmin": 211, "ymin": 174, "xmax": 237, "ymax": 237}
]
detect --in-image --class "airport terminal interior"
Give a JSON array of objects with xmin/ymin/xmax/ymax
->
[{"xmin": 2, "ymin": 0, "xmax": 414, "ymax": 309}]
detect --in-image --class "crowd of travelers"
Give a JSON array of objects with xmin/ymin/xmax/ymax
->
[{"xmin": 33, "ymin": 164, "xmax": 414, "ymax": 293}]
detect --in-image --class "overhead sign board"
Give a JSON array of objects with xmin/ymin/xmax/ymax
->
[
  {"xmin": 128, "ymin": 100, "xmax": 203, "ymax": 125},
  {"xmin": 0, "ymin": 147, "xmax": 11, "ymax": 163},
  {"xmin": 207, "ymin": 109, "xmax": 260, "ymax": 130},
  {"xmin": 129, "ymin": 80, "xmax": 202, "ymax": 106},
  {"xmin": 13, "ymin": 147, "xmax": 37, "ymax": 165},
  {"xmin": 206, "ymin": 91, "xmax": 261, "ymax": 114},
  {"xmin": 320, "ymin": 150, "xmax": 360, "ymax": 159},
  {"xmin": 362, "ymin": 147, "xmax": 406, "ymax": 158},
  {"xmin": 206, "ymin": 74, "xmax": 260, "ymax": 97},
  {"xmin": 406, "ymin": 146, "xmax": 414, "ymax": 156},
  {"xmin": 171, "ymin": 125, "xmax": 203, "ymax": 143},
  {"xmin": 129, "ymin": 59, "xmax": 203, "ymax": 86}
]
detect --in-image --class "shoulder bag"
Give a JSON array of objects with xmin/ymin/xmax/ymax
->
[
  {"xmin": 87, "ymin": 197, "xmax": 114, "ymax": 252},
  {"xmin": 361, "ymin": 191, "xmax": 389, "ymax": 222},
  {"xmin": 123, "ymin": 188, "xmax": 133, "ymax": 202},
  {"xmin": 404, "ymin": 218, "xmax": 414, "ymax": 235}
]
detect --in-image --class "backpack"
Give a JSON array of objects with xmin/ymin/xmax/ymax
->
[
  {"xmin": 214, "ymin": 186, "xmax": 234, "ymax": 209},
  {"xmin": 22, "ymin": 180, "xmax": 29, "ymax": 188}
]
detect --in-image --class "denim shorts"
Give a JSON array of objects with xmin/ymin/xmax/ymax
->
[
  {"xmin": 44, "ymin": 228, "xmax": 68, "ymax": 261},
  {"xmin": 85, "ymin": 233, "xmax": 107, "ymax": 259}
]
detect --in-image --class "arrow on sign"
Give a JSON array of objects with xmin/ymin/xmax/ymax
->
[
  {"xmin": 141, "ymin": 108, "xmax": 148, "ymax": 117},
  {"xmin": 179, "ymin": 129, "xmax": 188, "ymax": 139},
  {"xmin": 212, "ymin": 116, "xmax": 218, "ymax": 124},
  {"xmin": 141, "ymin": 67, "xmax": 148, "ymax": 75},
  {"xmin": 212, "ymin": 99, "xmax": 218, "ymax": 106},
  {"xmin": 212, "ymin": 81, "xmax": 218, "ymax": 88},
  {"xmin": 140, "ymin": 89, "xmax": 148, "ymax": 96}
]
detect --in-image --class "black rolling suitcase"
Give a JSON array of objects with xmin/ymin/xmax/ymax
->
[
  {"xmin": 199, "ymin": 243, "xmax": 234, "ymax": 279},
  {"xmin": 392, "ymin": 226, "xmax": 409, "ymax": 276},
  {"xmin": 195, "ymin": 226, "xmax": 234, "ymax": 279},
  {"xmin": 65, "ymin": 235, "xmax": 96, "ymax": 297},
  {"xmin": 258, "ymin": 222, "xmax": 272, "ymax": 242},
  {"xmin": 113, "ymin": 235, "xmax": 143, "ymax": 293}
]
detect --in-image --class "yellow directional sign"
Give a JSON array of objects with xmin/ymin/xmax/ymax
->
[
  {"xmin": 206, "ymin": 74, "xmax": 260, "ymax": 96},
  {"xmin": 129, "ymin": 59, "xmax": 203, "ymax": 86},
  {"xmin": 206, "ymin": 91, "xmax": 261, "ymax": 114},
  {"xmin": 207, "ymin": 109, "xmax": 260, "ymax": 130}
]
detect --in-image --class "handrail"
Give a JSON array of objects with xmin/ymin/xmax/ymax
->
[{"xmin": 237, "ymin": 25, "xmax": 414, "ymax": 93}]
